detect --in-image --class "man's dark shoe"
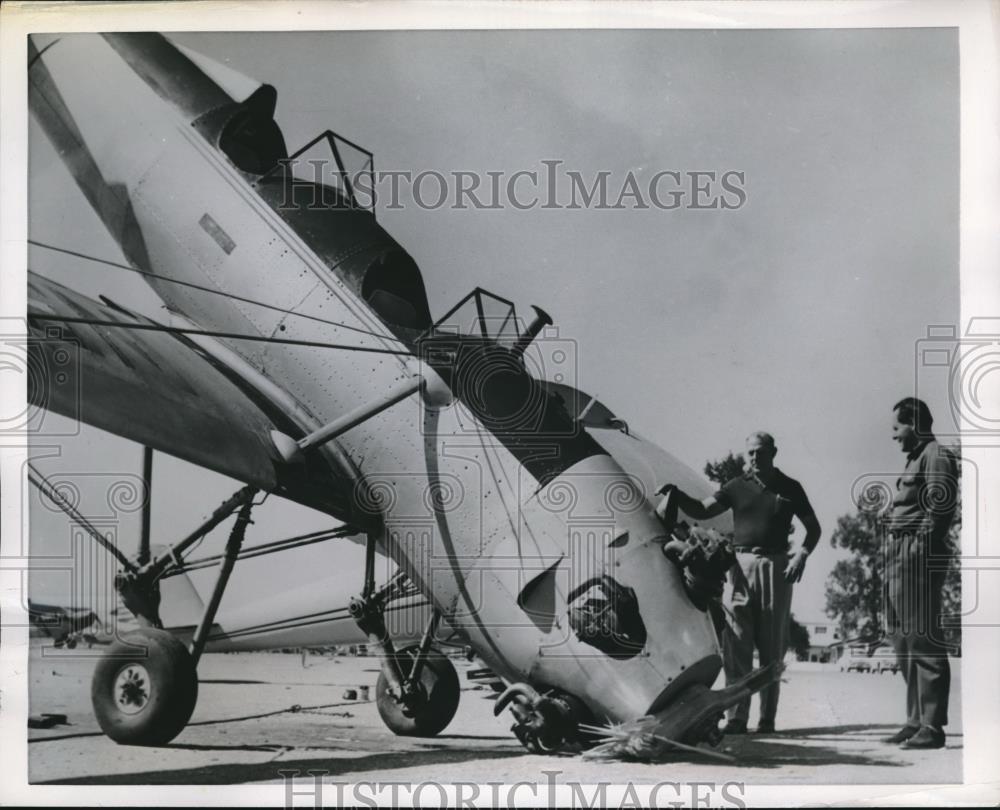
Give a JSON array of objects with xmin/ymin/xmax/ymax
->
[
  {"xmin": 882, "ymin": 725, "xmax": 919, "ymax": 744},
  {"xmin": 754, "ymin": 721, "xmax": 775, "ymax": 734},
  {"xmin": 723, "ymin": 719, "xmax": 747, "ymax": 735},
  {"xmin": 900, "ymin": 726, "xmax": 945, "ymax": 750}
]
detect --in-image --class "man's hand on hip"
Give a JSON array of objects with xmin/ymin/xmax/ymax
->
[{"xmin": 784, "ymin": 548, "xmax": 809, "ymax": 583}]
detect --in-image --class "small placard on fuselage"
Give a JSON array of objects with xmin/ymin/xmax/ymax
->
[{"xmin": 198, "ymin": 213, "xmax": 236, "ymax": 255}]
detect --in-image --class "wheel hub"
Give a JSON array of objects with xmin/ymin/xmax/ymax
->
[
  {"xmin": 114, "ymin": 664, "xmax": 151, "ymax": 715},
  {"xmin": 398, "ymin": 679, "xmax": 428, "ymax": 717}
]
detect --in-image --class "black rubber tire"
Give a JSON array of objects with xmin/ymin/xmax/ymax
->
[
  {"xmin": 91, "ymin": 628, "xmax": 198, "ymax": 746},
  {"xmin": 376, "ymin": 645, "xmax": 460, "ymax": 737}
]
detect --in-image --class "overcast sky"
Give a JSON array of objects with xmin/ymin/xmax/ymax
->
[{"xmin": 28, "ymin": 28, "xmax": 959, "ymax": 627}]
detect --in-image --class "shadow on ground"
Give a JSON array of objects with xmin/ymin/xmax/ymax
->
[
  {"xmin": 35, "ymin": 747, "xmax": 527, "ymax": 785},
  {"xmin": 777, "ymin": 723, "xmax": 962, "ymax": 745},
  {"xmin": 719, "ymin": 724, "xmax": 962, "ymax": 769},
  {"xmin": 723, "ymin": 739, "xmax": 904, "ymax": 770},
  {"xmin": 31, "ymin": 723, "xmax": 964, "ymax": 784}
]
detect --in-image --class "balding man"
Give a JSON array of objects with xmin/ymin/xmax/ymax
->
[{"xmin": 657, "ymin": 432, "xmax": 821, "ymax": 734}]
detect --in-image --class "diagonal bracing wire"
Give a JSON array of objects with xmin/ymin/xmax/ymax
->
[
  {"xmin": 28, "ymin": 314, "xmax": 413, "ymax": 357},
  {"xmin": 28, "ymin": 239, "xmax": 406, "ymax": 344},
  {"xmin": 164, "ymin": 525, "xmax": 361, "ymax": 576},
  {"xmin": 26, "ymin": 463, "xmax": 139, "ymax": 573}
]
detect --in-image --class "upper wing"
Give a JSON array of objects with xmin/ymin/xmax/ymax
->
[{"xmin": 27, "ymin": 272, "xmax": 353, "ymax": 519}]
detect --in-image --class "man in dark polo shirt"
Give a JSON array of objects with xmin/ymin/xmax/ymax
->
[
  {"xmin": 656, "ymin": 431, "xmax": 821, "ymax": 734},
  {"xmin": 882, "ymin": 397, "xmax": 959, "ymax": 750}
]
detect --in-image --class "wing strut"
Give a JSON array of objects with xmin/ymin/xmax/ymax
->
[
  {"xmin": 270, "ymin": 361, "xmax": 451, "ymax": 463},
  {"xmin": 26, "ymin": 462, "xmax": 258, "ymax": 626},
  {"xmin": 114, "ymin": 485, "xmax": 259, "ymax": 628},
  {"xmin": 138, "ymin": 446, "xmax": 153, "ymax": 566},
  {"xmin": 271, "ymin": 376, "xmax": 424, "ymax": 463},
  {"xmin": 188, "ymin": 498, "xmax": 253, "ymax": 665}
]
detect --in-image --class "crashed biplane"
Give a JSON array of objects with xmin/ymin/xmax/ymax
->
[{"xmin": 26, "ymin": 32, "xmax": 773, "ymax": 755}]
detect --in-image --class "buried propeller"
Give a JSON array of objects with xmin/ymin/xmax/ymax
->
[{"xmin": 579, "ymin": 719, "xmax": 736, "ymax": 763}]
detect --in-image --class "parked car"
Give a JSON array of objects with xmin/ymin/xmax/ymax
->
[
  {"xmin": 839, "ymin": 646, "xmax": 872, "ymax": 673},
  {"xmin": 870, "ymin": 644, "xmax": 899, "ymax": 674}
]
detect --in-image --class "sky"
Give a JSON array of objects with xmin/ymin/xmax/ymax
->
[{"xmin": 26, "ymin": 28, "xmax": 960, "ymax": 628}]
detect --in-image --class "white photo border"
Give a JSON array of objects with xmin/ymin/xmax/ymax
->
[{"xmin": 2, "ymin": 1, "xmax": 997, "ymax": 806}]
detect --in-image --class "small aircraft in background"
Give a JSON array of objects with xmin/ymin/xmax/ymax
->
[
  {"xmin": 27, "ymin": 599, "xmax": 103, "ymax": 648},
  {"xmin": 25, "ymin": 32, "xmax": 772, "ymax": 755}
]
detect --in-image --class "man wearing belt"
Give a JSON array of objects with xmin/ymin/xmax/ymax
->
[
  {"xmin": 657, "ymin": 431, "xmax": 821, "ymax": 734},
  {"xmin": 883, "ymin": 397, "xmax": 958, "ymax": 750}
]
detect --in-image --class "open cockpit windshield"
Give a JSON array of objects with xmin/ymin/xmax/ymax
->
[
  {"xmin": 429, "ymin": 288, "xmax": 522, "ymax": 349},
  {"xmin": 224, "ymin": 122, "xmax": 433, "ymax": 332},
  {"xmin": 418, "ymin": 291, "xmax": 610, "ymax": 486},
  {"xmin": 253, "ymin": 127, "xmax": 376, "ymax": 212},
  {"xmin": 197, "ymin": 87, "xmax": 435, "ymax": 334}
]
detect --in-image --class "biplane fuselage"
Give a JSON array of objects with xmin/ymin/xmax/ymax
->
[{"xmin": 29, "ymin": 33, "xmax": 746, "ymax": 747}]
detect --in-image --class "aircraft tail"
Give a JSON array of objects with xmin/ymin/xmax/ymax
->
[{"xmin": 156, "ymin": 560, "xmax": 208, "ymax": 639}]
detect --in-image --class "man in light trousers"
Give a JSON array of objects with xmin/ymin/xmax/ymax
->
[{"xmin": 657, "ymin": 431, "xmax": 821, "ymax": 734}]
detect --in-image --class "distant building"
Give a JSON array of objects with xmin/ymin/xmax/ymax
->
[{"xmin": 799, "ymin": 619, "xmax": 842, "ymax": 663}]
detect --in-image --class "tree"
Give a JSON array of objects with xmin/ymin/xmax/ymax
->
[
  {"xmin": 788, "ymin": 613, "xmax": 811, "ymax": 660},
  {"xmin": 824, "ymin": 511, "xmax": 883, "ymax": 641},
  {"xmin": 704, "ymin": 452, "xmax": 745, "ymax": 486}
]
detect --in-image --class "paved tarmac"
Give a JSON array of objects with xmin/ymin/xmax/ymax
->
[{"xmin": 27, "ymin": 642, "xmax": 962, "ymax": 787}]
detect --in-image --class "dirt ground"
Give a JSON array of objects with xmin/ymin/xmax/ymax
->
[{"xmin": 26, "ymin": 642, "xmax": 963, "ymax": 788}]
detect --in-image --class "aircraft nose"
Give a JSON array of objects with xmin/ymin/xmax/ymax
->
[
  {"xmin": 517, "ymin": 453, "xmax": 721, "ymax": 720},
  {"xmin": 532, "ymin": 465, "xmax": 655, "ymax": 611}
]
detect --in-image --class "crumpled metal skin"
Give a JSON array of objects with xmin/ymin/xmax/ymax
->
[{"xmin": 662, "ymin": 526, "xmax": 736, "ymax": 611}]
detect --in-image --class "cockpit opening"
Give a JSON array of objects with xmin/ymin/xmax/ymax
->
[
  {"xmin": 419, "ymin": 289, "xmax": 610, "ymax": 485},
  {"xmin": 362, "ymin": 250, "xmax": 433, "ymax": 330},
  {"xmin": 200, "ymin": 91, "xmax": 434, "ymax": 337},
  {"xmin": 213, "ymin": 84, "xmax": 376, "ymax": 217},
  {"xmin": 217, "ymin": 84, "xmax": 288, "ymax": 175}
]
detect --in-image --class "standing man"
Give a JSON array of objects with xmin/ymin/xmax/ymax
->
[
  {"xmin": 656, "ymin": 431, "xmax": 821, "ymax": 734},
  {"xmin": 883, "ymin": 397, "xmax": 958, "ymax": 750}
]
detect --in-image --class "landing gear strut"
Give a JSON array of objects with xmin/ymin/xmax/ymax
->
[
  {"xmin": 350, "ymin": 535, "xmax": 459, "ymax": 737},
  {"xmin": 88, "ymin": 485, "xmax": 259, "ymax": 745},
  {"xmin": 30, "ymin": 457, "xmax": 263, "ymax": 746}
]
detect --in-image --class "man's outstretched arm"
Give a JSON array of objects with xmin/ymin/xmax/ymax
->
[{"xmin": 655, "ymin": 483, "xmax": 730, "ymax": 521}]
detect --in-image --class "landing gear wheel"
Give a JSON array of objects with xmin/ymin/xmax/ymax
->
[
  {"xmin": 91, "ymin": 628, "xmax": 198, "ymax": 745},
  {"xmin": 376, "ymin": 645, "xmax": 459, "ymax": 737}
]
